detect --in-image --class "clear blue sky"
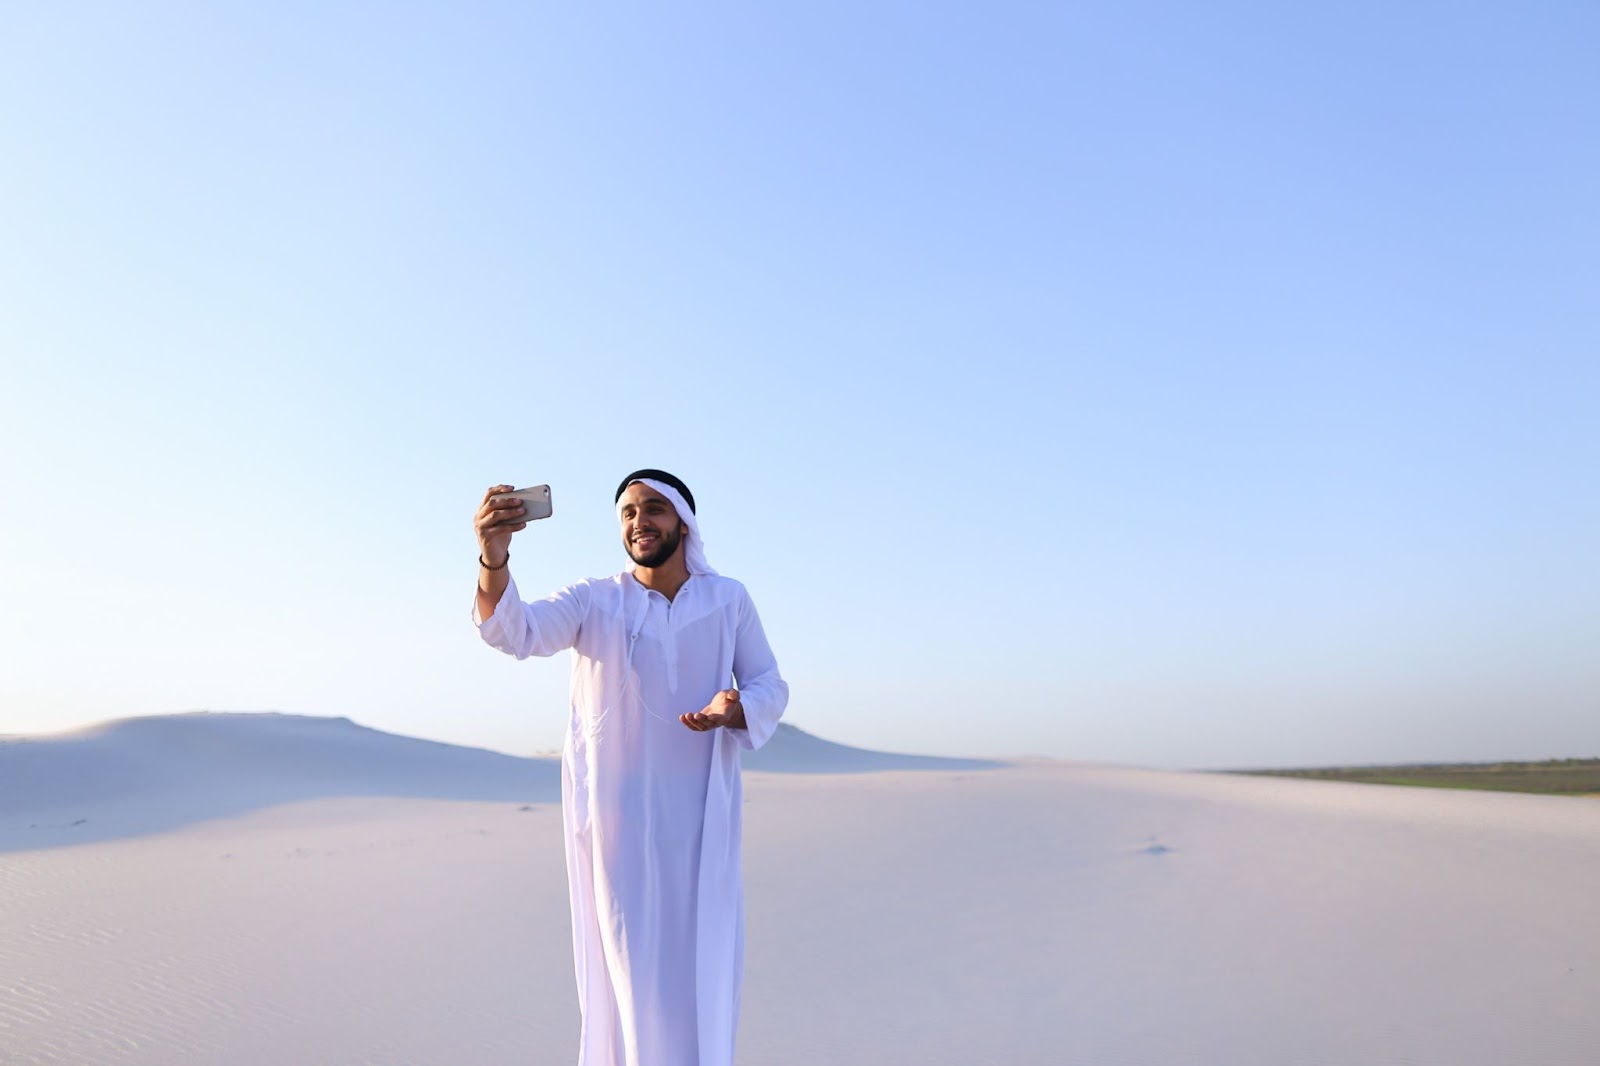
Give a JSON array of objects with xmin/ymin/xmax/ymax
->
[{"xmin": 3, "ymin": 2, "xmax": 1595, "ymax": 769}]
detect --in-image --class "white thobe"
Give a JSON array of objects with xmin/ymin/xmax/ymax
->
[{"xmin": 476, "ymin": 569, "xmax": 788, "ymax": 1066}]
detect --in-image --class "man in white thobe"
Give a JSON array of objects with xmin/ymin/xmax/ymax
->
[{"xmin": 472, "ymin": 469, "xmax": 788, "ymax": 1066}]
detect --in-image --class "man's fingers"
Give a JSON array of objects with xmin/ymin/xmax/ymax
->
[
  {"xmin": 477, "ymin": 499, "xmax": 527, "ymax": 530},
  {"xmin": 680, "ymin": 695, "xmax": 740, "ymax": 733},
  {"xmin": 681, "ymin": 710, "xmax": 727, "ymax": 732},
  {"xmin": 476, "ymin": 514, "xmax": 526, "ymax": 535},
  {"xmin": 476, "ymin": 486, "xmax": 523, "ymax": 525}
]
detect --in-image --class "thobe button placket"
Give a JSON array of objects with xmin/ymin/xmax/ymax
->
[{"xmin": 663, "ymin": 593, "xmax": 680, "ymax": 693}]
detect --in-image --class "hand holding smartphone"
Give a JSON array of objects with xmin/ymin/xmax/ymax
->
[{"xmin": 489, "ymin": 485, "xmax": 554, "ymax": 525}]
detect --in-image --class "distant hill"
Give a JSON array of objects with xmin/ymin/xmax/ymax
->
[
  {"xmin": 0, "ymin": 712, "xmax": 558, "ymax": 850},
  {"xmin": 0, "ymin": 712, "xmax": 1002, "ymax": 851},
  {"xmin": 741, "ymin": 722, "xmax": 1006, "ymax": 773}
]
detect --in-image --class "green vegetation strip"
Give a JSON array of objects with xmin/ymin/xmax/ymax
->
[{"xmin": 1234, "ymin": 758, "xmax": 1600, "ymax": 797}]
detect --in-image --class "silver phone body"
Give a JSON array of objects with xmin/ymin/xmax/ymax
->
[{"xmin": 489, "ymin": 484, "xmax": 554, "ymax": 523}]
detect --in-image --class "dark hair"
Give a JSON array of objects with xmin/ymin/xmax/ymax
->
[{"xmin": 614, "ymin": 469, "xmax": 696, "ymax": 514}]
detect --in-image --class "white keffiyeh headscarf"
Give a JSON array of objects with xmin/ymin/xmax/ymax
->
[{"xmin": 618, "ymin": 477, "xmax": 717, "ymax": 577}]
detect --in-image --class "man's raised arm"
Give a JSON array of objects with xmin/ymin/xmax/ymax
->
[
  {"xmin": 471, "ymin": 483, "xmax": 589, "ymax": 660},
  {"xmin": 474, "ymin": 483, "xmax": 524, "ymax": 623}
]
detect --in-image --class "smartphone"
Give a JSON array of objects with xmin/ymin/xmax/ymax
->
[{"xmin": 489, "ymin": 484, "xmax": 554, "ymax": 524}]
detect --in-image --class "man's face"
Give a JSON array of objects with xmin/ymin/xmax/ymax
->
[{"xmin": 618, "ymin": 482, "xmax": 686, "ymax": 568}]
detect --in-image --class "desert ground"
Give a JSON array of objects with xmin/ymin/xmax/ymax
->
[{"xmin": 3, "ymin": 713, "xmax": 1597, "ymax": 1065}]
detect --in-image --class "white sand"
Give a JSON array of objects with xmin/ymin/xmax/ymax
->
[{"xmin": 2, "ymin": 714, "xmax": 1597, "ymax": 1065}]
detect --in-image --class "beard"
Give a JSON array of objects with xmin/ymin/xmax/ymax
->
[{"xmin": 626, "ymin": 524, "xmax": 683, "ymax": 568}]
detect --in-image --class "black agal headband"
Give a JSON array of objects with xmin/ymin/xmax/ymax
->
[{"xmin": 614, "ymin": 469, "xmax": 696, "ymax": 514}]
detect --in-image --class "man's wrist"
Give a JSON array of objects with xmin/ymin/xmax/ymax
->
[{"xmin": 479, "ymin": 550, "xmax": 509, "ymax": 571}]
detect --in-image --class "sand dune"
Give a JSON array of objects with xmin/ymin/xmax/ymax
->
[
  {"xmin": 0, "ymin": 713, "xmax": 980, "ymax": 852},
  {"xmin": 739, "ymin": 721, "xmax": 1004, "ymax": 773},
  {"xmin": 0, "ymin": 713, "xmax": 555, "ymax": 851},
  {"xmin": 2, "ymin": 714, "xmax": 1597, "ymax": 1065}
]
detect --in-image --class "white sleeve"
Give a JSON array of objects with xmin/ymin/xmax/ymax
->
[
  {"xmin": 473, "ymin": 574, "xmax": 589, "ymax": 660},
  {"xmin": 729, "ymin": 587, "xmax": 788, "ymax": 751}
]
